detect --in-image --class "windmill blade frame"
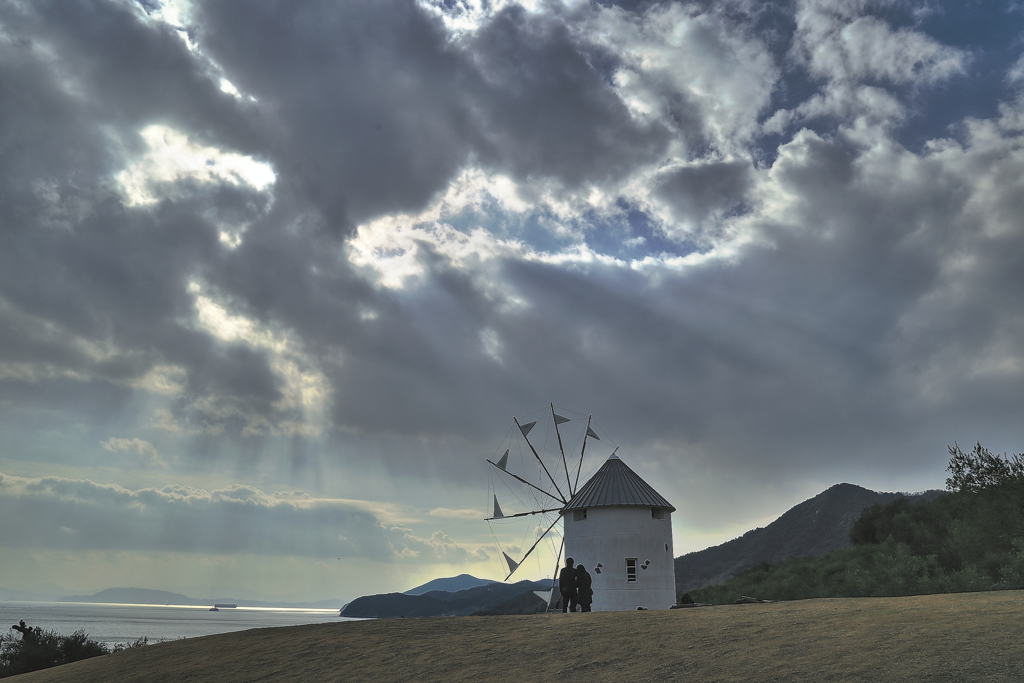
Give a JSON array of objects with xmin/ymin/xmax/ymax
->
[{"xmin": 484, "ymin": 404, "xmax": 616, "ymax": 583}]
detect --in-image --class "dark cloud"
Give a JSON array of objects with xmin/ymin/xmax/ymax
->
[
  {"xmin": 466, "ymin": 5, "xmax": 672, "ymax": 185},
  {"xmin": 0, "ymin": 0, "xmax": 1022, "ymax": 582},
  {"xmin": 655, "ymin": 160, "xmax": 753, "ymax": 226},
  {"xmin": 195, "ymin": 0, "xmax": 476, "ymax": 230}
]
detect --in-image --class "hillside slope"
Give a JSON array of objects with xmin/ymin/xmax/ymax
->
[
  {"xmin": 676, "ymin": 483, "xmax": 938, "ymax": 592},
  {"xmin": 15, "ymin": 592, "xmax": 1024, "ymax": 683}
]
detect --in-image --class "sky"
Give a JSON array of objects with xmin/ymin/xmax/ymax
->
[{"xmin": 1, "ymin": 0, "xmax": 1023, "ymax": 603}]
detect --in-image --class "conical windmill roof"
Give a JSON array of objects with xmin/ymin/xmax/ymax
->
[{"xmin": 563, "ymin": 455, "xmax": 675, "ymax": 512}]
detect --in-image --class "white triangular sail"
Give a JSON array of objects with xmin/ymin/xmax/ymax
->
[
  {"xmin": 492, "ymin": 495, "xmax": 505, "ymax": 519},
  {"xmin": 503, "ymin": 552, "xmax": 520, "ymax": 574},
  {"xmin": 519, "ymin": 420, "xmax": 537, "ymax": 436},
  {"xmin": 496, "ymin": 449, "xmax": 509, "ymax": 470},
  {"xmin": 586, "ymin": 426, "xmax": 600, "ymax": 440},
  {"xmin": 553, "ymin": 413, "xmax": 570, "ymax": 425}
]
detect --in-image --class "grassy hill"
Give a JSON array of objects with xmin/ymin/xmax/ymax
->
[
  {"xmin": 675, "ymin": 483, "xmax": 938, "ymax": 593},
  {"xmin": 12, "ymin": 591, "xmax": 1024, "ymax": 682}
]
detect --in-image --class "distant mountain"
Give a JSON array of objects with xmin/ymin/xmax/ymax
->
[
  {"xmin": 59, "ymin": 587, "xmax": 194, "ymax": 605},
  {"xmin": 342, "ymin": 579, "xmax": 552, "ymax": 618},
  {"xmin": 675, "ymin": 483, "xmax": 941, "ymax": 593},
  {"xmin": 404, "ymin": 574, "xmax": 496, "ymax": 595},
  {"xmin": 57, "ymin": 587, "xmax": 343, "ymax": 609}
]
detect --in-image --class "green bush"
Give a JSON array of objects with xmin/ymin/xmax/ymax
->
[{"xmin": 0, "ymin": 624, "xmax": 147, "ymax": 678}]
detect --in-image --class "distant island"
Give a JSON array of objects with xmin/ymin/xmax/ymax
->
[
  {"xmin": 342, "ymin": 579, "xmax": 552, "ymax": 618},
  {"xmin": 57, "ymin": 587, "xmax": 343, "ymax": 610},
  {"xmin": 403, "ymin": 574, "xmax": 496, "ymax": 595}
]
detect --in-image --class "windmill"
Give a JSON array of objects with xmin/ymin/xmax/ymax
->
[
  {"xmin": 484, "ymin": 403, "xmax": 610, "ymax": 583},
  {"xmin": 485, "ymin": 404, "xmax": 678, "ymax": 611}
]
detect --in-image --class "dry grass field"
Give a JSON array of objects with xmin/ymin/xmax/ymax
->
[{"xmin": 12, "ymin": 591, "xmax": 1024, "ymax": 682}]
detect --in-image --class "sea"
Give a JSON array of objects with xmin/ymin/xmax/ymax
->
[{"xmin": 1, "ymin": 601, "xmax": 363, "ymax": 646}]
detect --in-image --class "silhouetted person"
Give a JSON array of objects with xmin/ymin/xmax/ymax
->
[
  {"xmin": 558, "ymin": 557, "xmax": 578, "ymax": 613},
  {"xmin": 11, "ymin": 620, "xmax": 34, "ymax": 640},
  {"xmin": 576, "ymin": 564, "xmax": 593, "ymax": 612}
]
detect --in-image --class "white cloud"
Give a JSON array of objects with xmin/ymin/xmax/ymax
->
[
  {"xmin": 583, "ymin": 2, "xmax": 778, "ymax": 152},
  {"xmin": 429, "ymin": 507, "xmax": 483, "ymax": 519},
  {"xmin": 0, "ymin": 473, "xmax": 487, "ymax": 563},
  {"xmin": 99, "ymin": 438, "xmax": 167, "ymax": 469},
  {"xmin": 386, "ymin": 527, "xmax": 489, "ymax": 563},
  {"xmin": 116, "ymin": 125, "xmax": 275, "ymax": 207},
  {"xmin": 794, "ymin": 8, "xmax": 965, "ymax": 85},
  {"xmin": 1008, "ymin": 53, "xmax": 1024, "ymax": 87},
  {"xmin": 128, "ymin": 365, "xmax": 187, "ymax": 396},
  {"xmin": 775, "ymin": 0, "xmax": 968, "ymax": 129}
]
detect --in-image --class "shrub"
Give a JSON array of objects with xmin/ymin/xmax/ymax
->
[{"xmin": 0, "ymin": 623, "xmax": 147, "ymax": 678}]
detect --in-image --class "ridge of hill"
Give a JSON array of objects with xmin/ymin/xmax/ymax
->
[
  {"xmin": 676, "ymin": 483, "xmax": 940, "ymax": 593},
  {"xmin": 404, "ymin": 574, "xmax": 495, "ymax": 595},
  {"xmin": 342, "ymin": 579, "xmax": 551, "ymax": 618}
]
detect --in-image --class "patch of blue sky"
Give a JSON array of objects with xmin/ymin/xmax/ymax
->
[
  {"xmin": 582, "ymin": 201, "xmax": 701, "ymax": 262},
  {"xmin": 436, "ymin": 197, "xmax": 579, "ymax": 256},
  {"xmin": 437, "ymin": 192, "xmax": 700, "ymax": 262},
  {"xmin": 750, "ymin": 2, "xmax": 1022, "ymax": 160},
  {"xmin": 755, "ymin": 69, "xmax": 824, "ymax": 167},
  {"xmin": 896, "ymin": 2, "xmax": 1024, "ymax": 150}
]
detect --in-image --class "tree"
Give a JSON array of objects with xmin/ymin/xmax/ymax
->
[{"xmin": 945, "ymin": 442, "xmax": 1024, "ymax": 493}]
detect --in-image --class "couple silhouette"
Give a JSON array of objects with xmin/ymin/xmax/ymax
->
[{"xmin": 557, "ymin": 557, "xmax": 593, "ymax": 612}]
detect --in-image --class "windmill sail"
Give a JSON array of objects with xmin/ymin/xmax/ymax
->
[
  {"xmin": 487, "ymin": 406, "xmax": 618, "ymax": 583},
  {"xmin": 552, "ymin": 404, "xmax": 572, "ymax": 496}
]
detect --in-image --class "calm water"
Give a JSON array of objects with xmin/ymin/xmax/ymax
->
[{"xmin": 1, "ymin": 601, "xmax": 362, "ymax": 646}]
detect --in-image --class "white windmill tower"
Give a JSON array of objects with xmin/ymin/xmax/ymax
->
[
  {"xmin": 485, "ymin": 405, "xmax": 677, "ymax": 611},
  {"xmin": 561, "ymin": 453, "xmax": 676, "ymax": 611}
]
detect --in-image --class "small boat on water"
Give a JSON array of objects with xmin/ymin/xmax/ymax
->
[{"xmin": 209, "ymin": 607, "xmax": 219, "ymax": 611}]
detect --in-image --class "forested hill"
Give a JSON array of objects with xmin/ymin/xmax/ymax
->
[{"xmin": 675, "ymin": 483, "xmax": 939, "ymax": 593}]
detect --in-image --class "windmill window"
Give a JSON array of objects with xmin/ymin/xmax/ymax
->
[
  {"xmin": 651, "ymin": 508, "xmax": 665, "ymax": 520},
  {"xmin": 573, "ymin": 509, "xmax": 587, "ymax": 522},
  {"xmin": 626, "ymin": 558, "xmax": 637, "ymax": 582}
]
